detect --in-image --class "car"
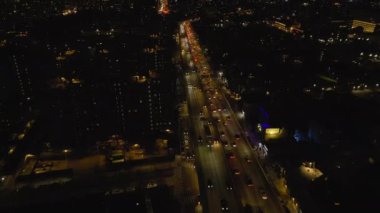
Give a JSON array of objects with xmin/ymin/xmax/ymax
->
[
  {"xmin": 232, "ymin": 168, "xmax": 240, "ymax": 175},
  {"xmin": 221, "ymin": 140, "xmax": 228, "ymax": 147},
  {"xmin": 196, "ymin": 195, "xmax": 201, "ymax": 205},
  {"xmin": 260, "ymin": 188, "xmax": 268, "ymax": 200},
  {"xmin": 207, "ymin": 140, "xmax": 213, "ymax": 147},
  {"xmin": 244, "ymin": 156, "xmax": 252, "ymax": 163},
  {"xmin": 213, "ymin": 138, "xmax": 220, "ymax": 144},
  {"xmin": 235, "ymin": 134, "xmax": 240, "ymax": 140},
  {"xmin": 226, "ymin": 181, "xmax": 233, "ymax": 191},
  {"xmin": 226, "ymin": 152, "xmax": 235, "ymax": 159},
  {"xmin": 246, "ymin": 177, "xmax": 254, "ymax": 187},
  {"xmin": 221, "ymin": 199, "xmax": 229, "ymax": 211},
  {"xmin": 198, "ymin": 136, "xmax": 203, "ymax": 143},
  {"xmin": 207, "ymin": 179, "xmax": 214, "ymax": 189}
]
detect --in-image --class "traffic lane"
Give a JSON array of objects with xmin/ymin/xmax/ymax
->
[
  {"xmin": 195, "ymin": 108, "xmax": 240, "ymax": 212},
  {"xmin": 184, "ymin": 21, "xmax": 268, "ymax": 211},
  {"xmin": 198, "ymin": 145, "xmax": 224, "ymax": 213},
  {"xmin": 219, "ymin": 102, "xmax": 284, "ymax": 213},
  {"xmin": 190, "ymin": 89, "xmax": 203, "ymax": 113},
  {"xmin": 199, "ymin": 147, "xmax": 219, "ymax": 213},
  {"xmin": 221, "ymin": 122, "xmax": 261, "ymax": 209},
  {"xmin": 196, "ymin": 94, "xmax": 262, "ymax": 212},
  {"xmin": 234, "ymin": 131, "xmax": 285, "ymax": 213},
  {"xmin": 209, "ymin": 81, "xmax": 285, "ymax": 212},
  {"xmin": 215, "ymin": 108, "xmax": 281, "ymax": 212},
  {"xmin": 190, "ymin": 92, "xmax": 225, "ymax": 213},
  {"xmin": 191, "ymin": 107, "xmax": 220, "ymax": 213},
  {"xmin": 190, "ymin": 76, "xmax": 239, "ymax": 212},
  {"xmin": 187, "ymin": 91, "xmax": 202, "ymax": 119},
  {"xmin": 209, "ymin": 143, "xmax": 240, "ymax": 213},
  {"xmin": 218, "ymin": 105, "xmax": 281, "ymax": 212},
  {"xmin": 213, "ymin": 111, "xmax": 258, "ymax": 208},
  {"xmin": 185, "ymin": 59, "xmax": 218, "ymax": 212},
  {"xmin": 187, "ymin": 81, "xmax": 205, "ymax": 116}
]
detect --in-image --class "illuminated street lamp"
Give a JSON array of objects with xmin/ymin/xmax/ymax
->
[{"xmin": 63, "ymin": 149, "xmax": 71, "ymax": 161}]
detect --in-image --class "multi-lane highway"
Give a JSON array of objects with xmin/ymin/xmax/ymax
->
[
  {"xmin": 179, "ymin": 20, "xmax": 286, "ymax": 213},
  {"xmin": 186, "ymin": 71, "xmax": 240, "ymax": 213}
]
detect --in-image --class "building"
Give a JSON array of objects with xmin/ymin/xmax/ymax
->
[
  {"xmin": 352, "ymin": 19, "xmax": 377, "ymax": 33},
  {"xmin": 11, "ymin": 54, "xmax": 33, "ymax": 109}
]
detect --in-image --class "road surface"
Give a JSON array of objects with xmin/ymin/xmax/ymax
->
[{"xmin": 179, "ymin": 20, "xmax": 286, "ymax": 213}]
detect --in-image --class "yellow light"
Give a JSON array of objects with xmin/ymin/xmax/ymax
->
[
  {"xmin": 56, "ymin": 56, "xmax": 65, "ymax": 61},
  {"xmin": 26, "ymin": 120, "xmax": 34, "ymax": 129},
  {"xmin": 71, "ymin": 78, "xmax": 81, "ymax": 84},
  {"xmin": 25, "ymin": 154, "xmax": 35, "ymax": 160},
  {"xmin": 8, "ymin": 146, "xmax": 16, "ymax": 154},
  {"xmin": 64, "ymin": 49, "xmax": 76, "ymax": 56},
  {"xmin": 18, "ymin": 133, "xmax": 25, "ymax": 140},
  {"xmin": 265, "ymin": 128, "xmax": 280, "ymax": 135}
]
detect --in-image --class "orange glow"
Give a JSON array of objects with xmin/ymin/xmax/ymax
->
[{"xmin": 158, "ymin": 0, "xmax": 170, "ymax": 15}]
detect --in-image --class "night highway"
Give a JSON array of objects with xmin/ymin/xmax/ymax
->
[{"xmin": 179, "ymin": 20, "xmax": 286, "ymax": 213}]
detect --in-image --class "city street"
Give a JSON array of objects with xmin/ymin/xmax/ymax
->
[{"xmin": 179, "ymin": 20, "xmax": 286, "ymax": 213}]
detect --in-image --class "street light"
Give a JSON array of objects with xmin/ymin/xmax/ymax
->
[{"xmin": 63, "ymin": 149, "xmax": 71, "ymax": 162}]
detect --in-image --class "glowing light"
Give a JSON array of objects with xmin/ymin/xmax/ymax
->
[
  {"xmin": 265, "ymin": 128, "xmax": 280, "ymax": 135},
  {"xmin": 24, "ymin": 154, "xmax": 35, "ymax": 161},
  {"xmin": 71, "ymin": 78, "xmax": 81, "ymax": 84},
  {"xmin": 62, "ymin": 8, "xmax": 77, "ymax": 16},
  {"xmin": 17, "ymin": 133, "xmax": 25, "ymax": 140},
  {"xmin": 8, "ymin": 146, "xmax": 16, "ymax": 154},
  {"xmin": 158, "ymin": 0, "xmax": 170, "ymax": 15}
]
